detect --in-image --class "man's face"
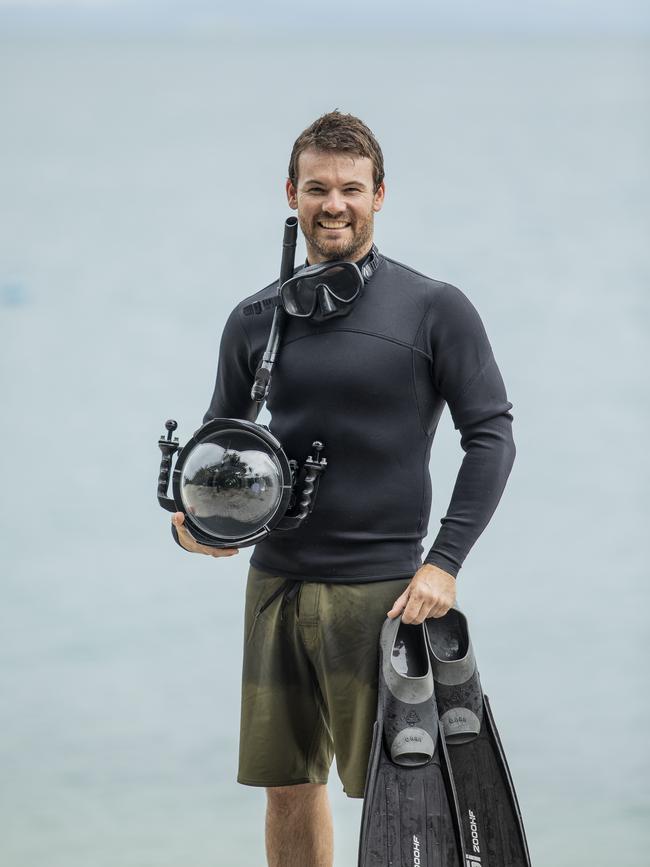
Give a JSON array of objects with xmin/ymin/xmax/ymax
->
[{"xmin": 286, "ymin": 148, "xmax": 385, "ymax": 263}]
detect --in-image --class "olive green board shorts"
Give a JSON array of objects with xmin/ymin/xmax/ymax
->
[{"xmin": 238, "ymin": 565, "xmax": 411, "ymax": 799}]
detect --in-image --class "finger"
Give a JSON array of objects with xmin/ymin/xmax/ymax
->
[
  {"xmin": 173, "ymin": 516, "xmax": 199, "ymax": 544},
  {"xmin": 195, "ymin": 541, "xmax": 237, "ymax": 556},
  {"xmin": 171, "ymin": 514, "xmax": 209, "ymax": 554},
  {"xmin": 171, "ymin": 510, "xmax": 240, "ymax": 556},
  {"xmin": 176, "ymin": 526, "xmax": 197, "ymax": 551},
  {"xmin": 400, "ymin": 591, "xmax": 423, "ymax": 624},
  {"xmin": 176, "ymin": 523, "xmax": 193, "ymax": 540},
  {"xmin": 403, "ymin": 597, "xmax": 428, "ymax": 625},
  {"xmin": 427, "ymin": 598, "xmax": 452, "ymax": 619},
  {"xmin": 172, "ymin": 513, "xmax": 192, "ymax": 538},
  {"xmin": 387, "ymin": 588, "xmax": 410, "ymax": 619}
]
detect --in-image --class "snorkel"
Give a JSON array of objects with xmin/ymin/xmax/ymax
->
[
  {"xmin": 251, "ymin": 216, "xmax": 298, "ymax": 402},
  {"xmin": 156, "ymin": 217, "xmax": 327, "ymax": 548}
]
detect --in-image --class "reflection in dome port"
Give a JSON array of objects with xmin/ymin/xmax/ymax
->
[{"xmin": 179, "ymin": 431, "xmax": 284, "ymax": 540}]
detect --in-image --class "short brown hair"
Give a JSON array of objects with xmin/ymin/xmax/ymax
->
[{"xmin": 288, "ymin": 110, "xmax": 385, "ymax": 192}]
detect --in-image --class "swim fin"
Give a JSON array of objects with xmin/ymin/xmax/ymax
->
[
  {"xmin": 425, "ymin": 609, "xmax": 532, "ymax": 867},
  {"xmin": 358, "ymin": 615, "xmax": 466, "ymax": 867}
]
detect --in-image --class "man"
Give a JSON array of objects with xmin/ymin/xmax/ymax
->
[{"xmin": 171, "ymin": 111, "xmax": 515, "ymax": 867}]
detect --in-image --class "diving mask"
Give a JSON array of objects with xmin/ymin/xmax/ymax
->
[{"xmin": 280, "ymin": 260, "xmax": 364, "ymax": 321}]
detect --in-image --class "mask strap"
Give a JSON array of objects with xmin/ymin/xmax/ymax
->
[{"xmin": 360, "ymin": 244, "xmax": 381, "ymax": 282}]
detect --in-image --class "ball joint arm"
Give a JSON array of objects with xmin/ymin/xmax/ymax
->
[{"xmin": 157, "ymin": 419, "xmax": 181, "ymax": 512}]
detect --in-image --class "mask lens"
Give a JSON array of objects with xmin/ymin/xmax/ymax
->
[
  {"xmin": 317, "ymin": 264, "xmax": 362, "ymax": 302},
  {"xmin": 282, "ymin": 279, "xmax": 317, "ymax": 317}
]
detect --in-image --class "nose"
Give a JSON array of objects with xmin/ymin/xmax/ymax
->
[{"xmin": 322, "ymin": 189, "xmax": 345, "ymax": 216}]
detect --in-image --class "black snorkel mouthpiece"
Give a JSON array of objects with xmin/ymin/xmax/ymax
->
[{"xmin": 251, "ymin": 216, "xmax": 298, "ymax": 403}]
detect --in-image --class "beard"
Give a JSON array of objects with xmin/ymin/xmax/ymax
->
[{"xmin": 299, "ymin": 210, "xmax": 375, "ymax": 262}]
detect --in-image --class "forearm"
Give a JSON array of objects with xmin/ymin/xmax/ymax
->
[{"xmin": 424, "ymin": 413, "xmax": 515, "ymax": 577}]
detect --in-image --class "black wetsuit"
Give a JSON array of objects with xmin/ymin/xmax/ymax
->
[{"xmin": 188, "ymin": 250, "xmax": 515, "ymax": 583}]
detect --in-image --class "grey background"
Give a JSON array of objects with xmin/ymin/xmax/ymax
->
[{"xmin": 1, "ymin": 4, "xmax": 648, "ymax": 866}]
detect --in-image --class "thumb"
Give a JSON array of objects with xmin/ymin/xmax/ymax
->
[
  {"xmin": 387, "ymin": 587, "xmax": 410, "ymax": 619},
  {"xmin": 172, "ymin": 512, "xmax": 185, "ymax": 528}
]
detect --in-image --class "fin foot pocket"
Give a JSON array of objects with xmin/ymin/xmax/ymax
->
[{"xmin": 358, "ymin": 616, "xmax": 466, "ymax": 867}]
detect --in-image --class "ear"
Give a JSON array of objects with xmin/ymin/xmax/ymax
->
[
  {"xmin": 373, "ymin": 181, "xmax": 385, "ymax": 213},
  {"xmin": 286, "ymin": 178, "xmax": 298, "ymax": 210}
]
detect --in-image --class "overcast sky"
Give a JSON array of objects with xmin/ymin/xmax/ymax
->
[{"xmin": 1, "ymin": 0, "xmax": 649, "ymax": 36}]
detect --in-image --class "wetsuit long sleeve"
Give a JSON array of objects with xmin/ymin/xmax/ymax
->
[
  {"xmin": 421, "ymin": 285, "xmax": 515, "ymax": 576},
  {"xmin": 202, "ymin": 307, "xmax": 260, "ymax": 424},
  {"xmin": 423, "ymin": 414, "xmax": 515, "ymax": 576}
]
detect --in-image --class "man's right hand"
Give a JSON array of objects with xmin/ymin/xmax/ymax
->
[{"xmin": 172, "ymin": 512, "xmax": 240, "ymax": 558}]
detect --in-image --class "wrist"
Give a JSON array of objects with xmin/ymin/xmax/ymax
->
[
  {"xmin": 423, "ymin": 553, "xmax": 459, "ymax": 579},
  {"xmin": 420, "ymin": 561, "xmax": 456, "ymax": 582}
]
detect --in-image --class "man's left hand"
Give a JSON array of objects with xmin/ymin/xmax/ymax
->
[{"xmin": 387, "ymin": 563, "xmax": 456, "ymax": 624}]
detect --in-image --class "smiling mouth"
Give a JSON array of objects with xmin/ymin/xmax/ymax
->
[{"xmin": 318, "ymin": 220, "xmax": 351, "ymax": 230}]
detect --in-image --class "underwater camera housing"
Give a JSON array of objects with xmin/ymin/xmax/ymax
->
[{"xmin": 157, "ymin": 418, "xmax": 327, "ymax": 548}]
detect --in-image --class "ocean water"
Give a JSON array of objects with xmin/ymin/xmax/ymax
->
[{"xmin": 0, "ymin": 35, "xmax": 648, "ymax": 866}]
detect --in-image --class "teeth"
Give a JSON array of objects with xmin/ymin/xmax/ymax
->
[{"xmin": 319, "ymin": 220, "xmax": 349, "ymax": 229}]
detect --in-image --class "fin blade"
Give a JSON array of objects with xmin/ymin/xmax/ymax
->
[
  {"xmin": 447, "ymin": 710, "xmax": 531, "ymax": 867},
  {"xmin": 482, "ymin": 695, "xmax": 532, "ymax": 867},
  {"xmin": 359, "ymin": 748, "xmax": 466, "ymax": 866}
]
